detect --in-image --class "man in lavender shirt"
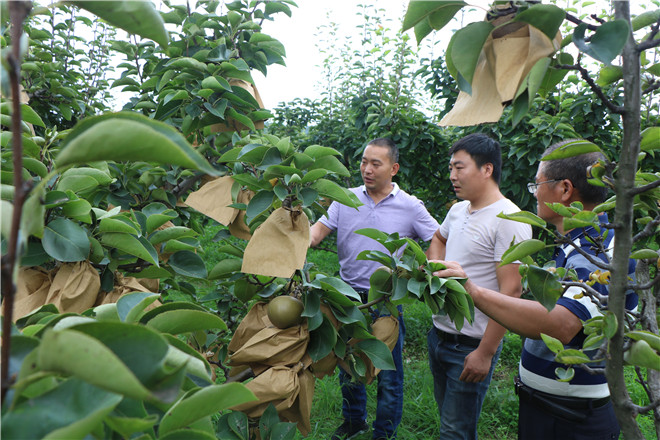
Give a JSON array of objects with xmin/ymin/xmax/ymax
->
[{"xmin": 310, "ymin": 138, "xmax": 443, "ymax": 440}]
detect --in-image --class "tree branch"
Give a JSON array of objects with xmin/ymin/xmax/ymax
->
[
  {"xmin": 564, "ymin": 12, "xmax": 599, "ymax": 31},
  {"xmin": 1, "ymin": 0, "xmax": 32, "ymax": 404},
  {"xmin": 556, "ymin": 61, "xmax": 625, "ymax": 114},
  {"xmin": 629, "ymin": 178, "xmax": 660, "ymax": 196},
  {"xmin": 642, "ymin": 79, "xmax": 660, "ymax": 96},
  {"xmin": 553, "ymin": 232, "xmax": 612, "ymax": 271},
  {"xmin": 637, "ymin": 397, "xmax": 660, "ymax": 415},
  {"xmin": 636, "ymin": 18, "xmax": 660, "ymax": 52},
  {"xmin": 560, "ymin": 281, "xmax": 608, "ymax": 304},
  {"xmin": 631, "ymin": 275, "xmax": 660, "ymax": 292},
  {"xmin": 632, "ymin": 213, "xmax": 660, "ymax": 243}
]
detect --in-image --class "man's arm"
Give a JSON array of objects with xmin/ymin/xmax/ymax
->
[
  {"xmin": 433, "ymin": 261, "xmax": 583, "ymax": 344},
  {"xmin": 425, "ymin": 230, "xmax": 446, "ymax": 260},
  {"xmin": 309, "ymin": 222, "xmax": 332, "ymax": 247},
  {"xmin": 459, "ymin": 263, "xmax": 522, "ymax": 383}
]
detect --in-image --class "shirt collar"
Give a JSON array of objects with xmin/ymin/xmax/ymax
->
[
  {"xmin": 558, "ymin": 212, "xmax": 610, "ymax": 257},
  {"xmin": 361, "ymin": 182, "xmax": 399, "ymax": 198}
]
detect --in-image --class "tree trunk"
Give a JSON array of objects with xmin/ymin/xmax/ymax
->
[{"xmin": 608, "ymin": 3, "xmax": 644, "ymax": 439}]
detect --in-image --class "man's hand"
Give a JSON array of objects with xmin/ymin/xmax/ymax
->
[
  {"xmin": 430, "ymin": 260, "xmax": 467, "ymax": 279},
  {"xmin": 459, "ymin": 347, "xmax": 493, "ymax": 383}
]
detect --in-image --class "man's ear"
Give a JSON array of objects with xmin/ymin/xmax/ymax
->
[
  {"xmin": 482, "ymin": 163, "xmax": 493, "ymax": 178},
  {"xmin": 559, "ymin": 179, "xmax": 576, "ymax": 202},
  {"xmin": 391, "ymin": 162, "xmax": 400, "ymax": 177}
]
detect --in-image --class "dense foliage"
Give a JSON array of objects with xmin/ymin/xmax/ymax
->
[{"xmin": 1, "ymin": 0, "xmax": 658, "ymax": 439}]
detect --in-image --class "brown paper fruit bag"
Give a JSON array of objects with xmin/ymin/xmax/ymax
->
[
  {"xmin": 184, "ymin": 176, "xmax": 238, "ymax": 226},
  {"xmin": 241, "ymin": 207, "xmax": 309, "ymax": 278},
  {"xmin": 280, "ymin": 367, "xmax": 316, "ymax": 435},
  {"xmin": 43, "ymin": 261, "xmax": 101, "ymax": 314},
  {"xmin": 228, "ymin": 322, "xmax": 310, "ymax": 368},
  {"xmin": 94, "ymin": 272, "xmax": 160, "ymax": 306},
  {"xmin": 440, "ymin": 19, "xmax": 561, "ymax": 127},
  {"xmin": 227, "ymin": 302, "xmax": 272, "ymax": 353},
  {"xmin": 13, "ymin": 266, "xmax": 54, "ymax": 321},
  {"xmin": 230, "ymin": 363, "xmax": 302, "ymax": 417}
]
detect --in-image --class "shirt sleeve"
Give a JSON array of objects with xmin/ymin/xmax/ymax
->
[
  {"xmin": 318, "ymin": 200, "xmax": 339, "ymax": 231},
  {"xmin": 493, "ymin": 218, "xmax": 533, "ymax": 262},
  {"xmin": 412, "ymin": 200, "xmax": 441, "ymax": 242},
  {"xmin": 439, "ymin": 204, "xmax": 455, "ymax": 240}
]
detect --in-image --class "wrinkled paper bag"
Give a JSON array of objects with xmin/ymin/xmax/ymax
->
[{"xmin": 241, "ymin": 207, "xmax": 309, "ymax": 278}]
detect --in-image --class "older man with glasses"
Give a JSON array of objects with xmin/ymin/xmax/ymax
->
[{"xmin": 432, "ymin": 139, "xmax": 638, "ymax": 440}]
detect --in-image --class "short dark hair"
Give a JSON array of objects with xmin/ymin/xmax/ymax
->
[
  {"xmin": 541, "ymin": 139, "xmax": 608, "ymax": 205},
  {"xmin": 449, "ymin": 133, "xmax": 502, "ymax": 184},
  {"xmin": 367, "ymin": 137, "xmax": 399, "ymax": 164}
]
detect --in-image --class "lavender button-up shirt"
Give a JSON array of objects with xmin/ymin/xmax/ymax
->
[{"xmin": 319, "ymin": 183, "xmax": 440, "ymax": 292}]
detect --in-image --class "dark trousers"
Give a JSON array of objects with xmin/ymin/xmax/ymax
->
[
  {"xmin": 339, "ymin": 305, "xmax": 405, "ymax": 439},
  {"xmin": 518, "ymin": 389, "xmax": 620, "ymax": 439}
]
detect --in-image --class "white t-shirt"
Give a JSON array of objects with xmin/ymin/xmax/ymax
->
[{"xmin": 432, "ymin": 198, "xmax": 532, "ymax": 339}]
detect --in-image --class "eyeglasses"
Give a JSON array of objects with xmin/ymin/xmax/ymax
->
[{"xmin": 527, "ymin": 180, "xmax": 561, "ymax": 194}]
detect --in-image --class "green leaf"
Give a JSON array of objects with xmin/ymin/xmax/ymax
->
[
  {"xmin": 158, "ymin": 384, "xmax": 257, "ymax": 435},
  {"xmin": 513, "ymin": 4, "xmax": 565, "ymax": 41},
  {"xmin": 573, "ymin": 20, "xmax": 630, "ymax": 65},
  {"xmin": 311, "ymin": 179, "xmax": 363, "ymax": 209},
  {"xmin": 355, "ymin": 338, "xmax": 395, "ymax": 370},
  {"xmin": 42, "ymin": 218, "xmax": 90, "ymax": 262},
  {"xmin": 555, "ymin": 367, "xmax": 575, "ymax": 382},
  {"xmin": 527, "ymin": 266, "xmax": 563, "ymax": 311},
  {"xmin": 245, "ymin": 190, "xmax": 274, "ymax": 223},
  {"xmin": 496, "ymin": 211, "xmax": 547, "ymax": 228},
  {"xmin": 117, "ymin": 292, "xmax": 160, "ymax": 323},
  {"xmin": 541, "ymin": 140, "xmax": 602, "ymax": 160},
  {"xmin": 596, "ymin": 65, "xmax": 623, "ymax": 87},
  {"xmin": 309, "ymin": 155, "xmax": 350, "ymax": 177},
  {"xmin": 562, "ymin": 210, "xmax": 599, "ymax": 231},
  {"xmin": 209, "ymin": 258, "xmax": 243, "ymax": 280},
  {"xmin": 55, "ymin": 112, "xmax": 218, "ymax": 176},
  {"xmin": 72, "ymin": 1, "xmax": 168, "ymax": 48},
  {"xmin": 630, "ymin": 249, "xmax": 658, "ymax": 259},
  {"xmin": 402, "ymin": 1, "xmax": 466, "ymax": 32},
  {"xmin": 499, "ymin": 239, "xmax": 547, "ymax": 266},
  {"xmin": 21, "ymin": 186, "xmax": 46, "ymax": 239},
  {"xmin": 603, "ymin": 312, "xmax": 618, "ymax": 339},
  {"xmin": 540, "ymin": 333, "xmax": 564, "ymax": 354},
  {"xmin": 640, "ymin": 127, "xmax": 659, "ymax": 152},
  {"xmin": 302, "ymin": 144, "xmax": 341, "ymax": 159},
  {"xmin": 632, "ymin": 9, "xmax": 660, "ymax": 31},
  {"xmin": 308, "ymin": 317, "xmax": 337, "ymax": 361},
  {"xmin": 38, "ymin": 330, "xmax": 154, "ymax": 400},
  {"xmin": 62, "ymin": 199, "xmax": 92, "ymax": 223},
  {"xmin": 99, "ymin": 217, "xmax": 140, "ymax": 235},
  {"xmin": 1, "ymin": 378, "xmax": 122, "ymax": 440},
  {"xmin": 167, "ymin": 250, "xmax": 208, "ymax": 279},
  {"xmin": 555, "ymin": 349, "xmax": 593, "ymax": 364},
  {"xmin": 145, "ymin": 310, "xmax": 227, "ymax": 334},
  {"xmin": 539, "ymin": 53, "xmax": 572, "ymax": 97},
  {"xmin": 318, "ymin": 276, "xmax": 361, "ymax": 302},
  {"xmin": 450, "ymin": 21, "xmax": 493, "ymax": 91},
  {"xmin": 624, "ymin": 339, "xmax": 660, "ymax": 371},
  {"xmin": 149, "ymin": 226, "xmax": 196, "ymax": 245},
  {"xmin": 354, "ymin": 228, "xmax": 390, "ymax": 242},
  {"xmin": 101, "ymin": 232, "xmax": 159, "ymax": 266}
]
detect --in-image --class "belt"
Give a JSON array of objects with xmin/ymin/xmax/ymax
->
[
  {"xmin": 514, "ymin": 376, "xmax": 610, "ymax": 422},
  {"xmin": 435, "ymin": 328, "xmax": 481, "ymax": 348}
]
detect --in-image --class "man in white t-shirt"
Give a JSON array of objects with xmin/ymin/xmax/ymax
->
[{"xmin": 426, "ymin": 133, "xmax": 532, "ymax": 440}]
